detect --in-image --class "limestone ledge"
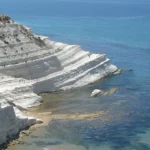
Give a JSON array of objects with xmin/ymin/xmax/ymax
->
[{"xmin": 0, "ymin": 16, "xmax": 117, "ymax": 146}]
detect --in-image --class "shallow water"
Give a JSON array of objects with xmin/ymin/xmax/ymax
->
[
  {"xmin": 10, "ymin": 75, "xmax": 150, "ymax": 150},
  {"xmin": 2, "ymin": 0, "xmax": 150, "ymax": 149}
]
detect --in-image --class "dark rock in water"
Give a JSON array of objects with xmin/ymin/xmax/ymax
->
[
  {"xmin": 113, "ymin": 69, "xmax": 124, "ymax": 75},
  {"xmin": 128, "ymin": 69, "xmax": 133, "ymax": 72},
  {"xmin": 113, "ymin": 69, "xmax": 133, "ymax": 75}
]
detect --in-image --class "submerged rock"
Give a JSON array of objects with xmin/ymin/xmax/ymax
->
[
  {"xmin": 103, "ymin": 88, "xmax": 119, "ymax": 96},
  {"xmin": 50, "ymin": 111, "xmax": 107, "ymax": 121},
  {"xmin": 113, "ymin": 69, "xmax": 124, "ymax": 75},
  {"xmin": 113, "ymin": 69, "xmax": 133, "ymax": 75}
]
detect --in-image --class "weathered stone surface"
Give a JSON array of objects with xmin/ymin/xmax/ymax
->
[
  {"xmin": 90, "ymin": 89, "xmax": 102, "ymax": 97},
  {"xmin": 0, "ymin": 15, "xmax": 117, "ymax": 146}
]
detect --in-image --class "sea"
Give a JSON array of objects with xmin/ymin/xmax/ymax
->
[{"xmin": 1, "ymin": 0, "xmax": 150, "ymax": 150}]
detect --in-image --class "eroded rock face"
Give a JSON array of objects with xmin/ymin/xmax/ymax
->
[
  {"xmin": 0, "ymin": 16, "xmax": 117, "ymax": 92},
  {"xmin": 0, "ymin": 74, "xmax": 42, "ymax": 146},
  {"xmin": 0, "ymin": 15, "xmax": 117, "ymax": 146}
]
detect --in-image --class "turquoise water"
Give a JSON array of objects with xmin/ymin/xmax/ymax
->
[{"xmin": 2, "ymin": 0, "xmax": 150, "ymax": 149}]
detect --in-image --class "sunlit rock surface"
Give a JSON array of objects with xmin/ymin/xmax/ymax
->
[
  {"xmin": 0, "ymin": 15, "xmax": 117, "ymax": 146},
  {"xmin": 90, "ymin": 89, "xmax": 102, "ymax": 97}
]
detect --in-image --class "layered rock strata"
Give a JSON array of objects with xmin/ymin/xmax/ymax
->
[{"xmin": 0, "ymin": 15, "xmax": 117, "ymax": 146}]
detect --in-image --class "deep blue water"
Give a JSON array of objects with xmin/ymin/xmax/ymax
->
[{"xmin": 2, "ymin": 0, "xmax": 150, "ymax": 150}]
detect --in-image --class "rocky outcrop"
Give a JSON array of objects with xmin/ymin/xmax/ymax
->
[
  {"xmin": 0, "ymin": 15, "xmax": 11, "ymax": 23},
  {"xmin": 89, "ymin": 88, "xmax": 119, "ymax": 98},
  {"xmin": 0, "ymin": 74, "xmax": 42, "ymax": 146},
  {"xmin": 0, "ymin": 15, "xmax": 117, "ymax": 146},
  {"xmin": 90, "ymin": 89, "xmax": 103, "ymax": 97}
]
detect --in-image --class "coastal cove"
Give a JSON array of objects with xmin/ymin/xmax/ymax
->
[{"xmin": 0, "ymin": 14, "xmax": 117, "ymax": 149}]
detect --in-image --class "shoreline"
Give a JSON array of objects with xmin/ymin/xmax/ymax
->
[
  {"xmin": 6, "ymin": 110, "xmax": 51, "ymax": 150},
  {"xmin": 6, "ymin": 70, "xmax": 123, "ymax": 150},
  {"xmin": 7, "ymin": 107, "xmax": 109, "ymax": 150},
  {"xmin": 0, "ymin": 15, "xmax": 117, "ymax": 148},
  {"xmin": 5, "ymin": 69, "xmax": 125, "ymax": 150}
]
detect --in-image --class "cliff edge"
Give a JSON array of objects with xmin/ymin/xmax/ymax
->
[{"xmin": 0, "ymin": 15, "xmax": 117, "ymax": 146}]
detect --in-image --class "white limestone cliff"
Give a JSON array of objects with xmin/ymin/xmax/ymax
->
[{"xmin": 0, "ymin": 15, "xmax": 117, "ymax": 146}]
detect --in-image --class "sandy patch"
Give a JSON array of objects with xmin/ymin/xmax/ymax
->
[{"xmin": 43, "ymin": 144, "xmax": 86, "ymax": 150}]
